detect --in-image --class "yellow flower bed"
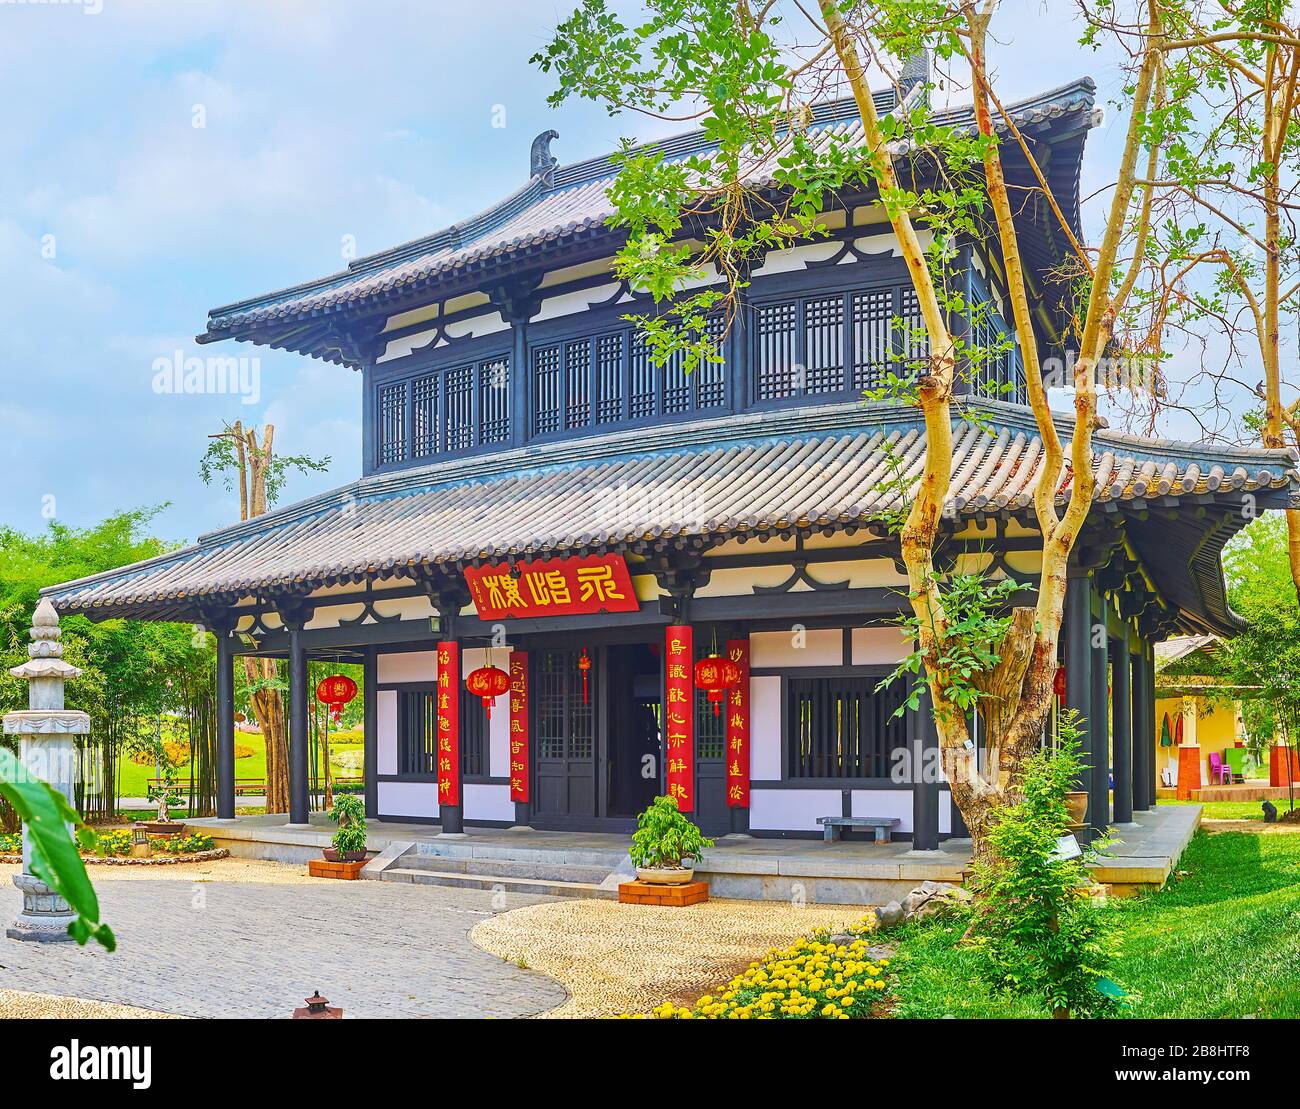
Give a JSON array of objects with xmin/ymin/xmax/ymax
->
[{"xmin": 628, "ymin": 914, "xmax": 889, "ymax": 1019}]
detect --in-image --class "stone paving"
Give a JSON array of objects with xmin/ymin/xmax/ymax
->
[{"xmin": 0, "ymin": 877, "xmax": 567, "ymax": 1018}]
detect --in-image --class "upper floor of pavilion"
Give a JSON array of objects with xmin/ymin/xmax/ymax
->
[{"xmin": 195, "ymin": 75, "xmax": 1100, "ymax": 480}]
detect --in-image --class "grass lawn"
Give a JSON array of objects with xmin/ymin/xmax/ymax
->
[
  {"xmin": 1158, "ymin": 797, "xmax": 1300, "ymax": 821},
  {"xmin": 887, "ymin": 830, "xmax": 1300, "ymax": 1018},
  {"xmin": 115, "ymin": 733, "xmax": 362, "ymax": 797}
]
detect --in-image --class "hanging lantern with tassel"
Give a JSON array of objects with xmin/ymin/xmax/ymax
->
[
  {"xmin": 466, "ymin": 664, "xmax": 511, "ymax": 719},
  {"xmin": 694, "ymin": 654, "xmax": 742, "ymax": 716},
  {"xmin": 315, "ymin": 675, "xmax": 358, "ymax": 724},
  {"xmin": 577, "ymin": 649, "xmax": 592, "ymax": 704}
]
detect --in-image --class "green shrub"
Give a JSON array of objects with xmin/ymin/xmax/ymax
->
[
  {"xmin": 158, "ymin": 832, "xmax": 215, "ymax": 854},
  {"xmin": 968, "ymin": 710, "xmax": 1125, "ymax": 1018},
  {"xmin": 94, "ymin": 829, "xmax": 133, "ymax": 857},
  {"xmin": 328, "ymin": 793, "xmax": 367, "ymax": 855},
  {"xmin": 0, "ymin": 831, "xmax": 21, "ymax": 854},
  {"xmin": 629, "ymin": 795, "xmax": 713, "ymax": 870}
]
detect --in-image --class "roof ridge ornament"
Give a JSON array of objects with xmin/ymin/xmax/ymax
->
[{"xmin": 530, "ymin": 129, "xmax": 559, "ymax": 186}]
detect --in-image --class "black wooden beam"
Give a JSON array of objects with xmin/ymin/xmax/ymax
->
[
  {"xmin": 1112, "ymin": 623, "xmax": 1133, "ymax": 825},
  {"xmin": 215, "ymin": 630, "xmax": 236, "ymax": 821}
]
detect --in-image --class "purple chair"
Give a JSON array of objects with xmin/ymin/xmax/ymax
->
[{"xmin": 1207, "ymin": 751, "xmax": 1232, "ymax": 785}]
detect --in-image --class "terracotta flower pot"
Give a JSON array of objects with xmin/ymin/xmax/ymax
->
[
  {"xmin": 636, "ymin": 865, "xmax": 695, "ymax": 885},
  {"xmin": 1065, "ymin": 791, "xmax": 1089, "ymax": 828}
]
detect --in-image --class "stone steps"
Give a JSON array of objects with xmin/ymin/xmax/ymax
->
[
  {"xmin": 396, "ymin": 853, "xmax": 616, "ymax": 885},
  {"xmin": 379, "ymin": 866, "xmax": 617, "ymax": 900}
]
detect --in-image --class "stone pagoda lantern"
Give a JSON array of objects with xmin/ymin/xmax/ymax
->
[{"xmin": 5, "ymin": 597, "xmax": 89, "ymax": 942}]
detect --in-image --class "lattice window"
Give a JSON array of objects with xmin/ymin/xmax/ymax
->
[
  {"xmin": 396, "ymin": 689, "xmax": 485, "ymax": 777},
  {"xmin": 595, "ymin": 333, "xmax": 624, "ymax": 424},
  {"xmin": 479, "ymin": 357, "xmax": 510, "ymax": 444},
  {"xmin": 377, "ymin": 382, "xmax": 407, "ymax": 465},
  {"xmin": 786, "ymin": 675, "xmax": 908, "ymax": 779},
  {"xmin": 851, "ymin": 289, "xmax": 894, "ymax": 392},
  {"xmin": 564, "ymin": 340, "xmax": 590, "ymax": 429},
  {"xmin": 803, "ymin": 295, "xmax": 845, "ymax": 394},
  {"xmin": 532, "ymin": 344, "xmax": 562, "ymax": 435},
  {"xmin": 535, "ymin": 649, "xmax": 593, "ymax": 761},
  {"xmin": 444, "ymin": 364, "xmax": 474, "ymax": 452},
  {"xmin": 899, "ymin": 288, "xmax": 927, "ymax": 369},
  {"xmin": 695, "ymin": 314, "xmax": 727, "ymax": 409},
  {"xmin": 412, "ymin": 375, "xmax": 438, "ymax": 459},
  {"xmin": 756, "ymin": 301, "xmax": 798, "ymax": 400},
  {"xmin": 629, "ymin": 331, "xmax": 657, "ymax": 418}
]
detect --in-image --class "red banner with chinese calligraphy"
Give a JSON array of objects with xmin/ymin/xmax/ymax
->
[
  {"xmin": 464, "ymin": 554, "xmax": 639, "ymax": 620},
  {"xmin": 664, "ymin": 624, "xmax": 694, "ymax": 812},
  {"xmin": 725, "ymin": 638, "xmax": 750, "ymax": 808},
  {"xmin": 509, "ymin": 650, "xmax": 529, "ymax": 803},
  {"xmin": 436, "ymin": 641, "xmax": 460, "ymax": 808}
]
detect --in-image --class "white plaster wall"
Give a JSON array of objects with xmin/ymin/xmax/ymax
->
[
  {"xmin": 489, "ymin": 692, "xmax": 510, "ymax": 777},
  {"xmin": 850, "ymin": 789, "xmax": 913, "ymax": 833},
  {"xmin": 851, "ymin": 627, "xmax": 908, "ymax": 666},
  {"xmin": 750, "ymin": 676, "xmax": 782, "ymax": 780},
  {"xmin": 464, "ymin": 783, "xmax": 514, "ymax": 822},
  {"xmin": 377, "ymin": 650, "xmax": 437, "ymax": 684},
  {"xmin": 377, "ymin": 690, "xmax": 398, "ymax": 775},
  {"xmin": 377, "ymin": 780, "xmax": 439, "ymax": 819},
  {"xmin": 751, "ymin": 628, "xmax": 842, "ymax": 668},
  {"xmin": 750, "ymin": 789, "xmax": 842, "ymax": 831}
]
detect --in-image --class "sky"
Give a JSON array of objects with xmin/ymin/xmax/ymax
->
[{"xmin": 0, "ymin": 0, "xmax": 1142, "ymax": 548}]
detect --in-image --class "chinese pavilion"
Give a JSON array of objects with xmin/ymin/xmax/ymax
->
[{"xmin": 46, "ymin": 74, "xmax": 1298, "ymax": 846}]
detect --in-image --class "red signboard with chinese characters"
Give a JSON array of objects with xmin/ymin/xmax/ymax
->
[
  {"xmin": 725, "ymin": 638, "xmax": 750, "ymax": 808},
  {"xmin": 509, "ymin": 650, "xmax": 529, "ymax": 803},
  {"xmin": 664, "ymin": 624, "xmax": 695, "ymax": 812},
  {"xmin": 436, "ymin": 642, "xmax": 460, "ymax": 808},
  {"xmin": 464, "ymin": 554, "xmax": 639, "ymax": 621}
]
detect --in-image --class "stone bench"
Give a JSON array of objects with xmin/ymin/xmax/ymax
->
[{"xmin": 817, "ymin": 816, "xmax": 900, "ymax": 844}]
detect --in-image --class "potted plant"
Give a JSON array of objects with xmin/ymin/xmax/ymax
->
[
  {"xmin": 323, "ymin": 794, "xmax": 367, "ymax": 862},
  {"xmin": 143, "ymin": 764, "xmax": 185, "ymax": 834},
  {"xmin": 630, "ymin": 795, "xmax": 714, "ymax": 885}
]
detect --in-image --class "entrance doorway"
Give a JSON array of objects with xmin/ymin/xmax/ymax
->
[{"xmin": 528, "ymin": 641, "xmax": 729, "ymax": 832}]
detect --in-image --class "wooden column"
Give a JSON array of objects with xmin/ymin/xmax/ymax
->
[
  {"xmin": 509, "ymin": 649, "xmax": 531, "ymax": 826},
  {"xmin": 1130, "ymin": 641, "xmax": 1150, "ymax": 812},
  {"xmin": 911, "ymin": 683, "xmax": 940, "ymax": 851},
  {"xmin": 1112, "ymin": 625, "xmax": 1133, "ymax": 824},
  {"xmin": 435, "ymin": 640, "xmax": 463, "ymax": 832},
  {"xmin": 1064, "ymin": 572, "xmax": 1092, "ymax": 770},
  {"xmin": 215, "ymin": 628, "xmax": 236, "ymax": 820},
  {"xmin": 362, "ymin": 647, "xmax": 378, "ymax": 821},
  {"xmin": 664, "ymin": 624, "xmax": 695, "ymax": 812},
  {"xmin": 287, "ymin": 621, "xmax": 310, "ymax": 826},
  {"xmin": 1088, "ymin": 599, "xmax": 1110, "ymax": 837}
]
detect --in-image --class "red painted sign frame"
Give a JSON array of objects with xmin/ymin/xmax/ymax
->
[
  {"xmin": 464, "ymin": 554, "xmax": 639, "ymax": 621},
  {"xmin": 436, "ymin": 641, "xmax": 460, "ymax": 808},
  {"xmin": 725, "ymin": 638, "xmax": 750, "ymax": 808},
  {"xmin": 664, "ymin": 624, "xmax": 694, "ymax": 813},
  {"xmin": 509, "ymin": 650, "xmax": 530, "ymax": 803}
]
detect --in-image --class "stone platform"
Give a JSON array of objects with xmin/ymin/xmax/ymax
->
[{"xmin": 187, "ymin": 804, "xmax": 1201, "ymax": 906}]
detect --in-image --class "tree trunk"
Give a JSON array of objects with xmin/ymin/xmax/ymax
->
[{"xmin": 243, "ymin": 656, "xmax": 289, "ymax": 814}]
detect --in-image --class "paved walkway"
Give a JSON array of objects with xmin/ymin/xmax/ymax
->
[{"xmin": 0, "ymin": 877, "xmax": 567, "ymax": 1018}]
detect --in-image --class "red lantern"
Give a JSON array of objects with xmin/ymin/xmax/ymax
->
[
  {"xmin": 694, "ymin": 654, "xmax": 743, "ymax": 716},
  {"xmin": 466, "ymin": 665, "xmax": 511, "ymax": 719},
  {"xmin": 577, "ymin": 649, "xmax": 592, "ymax": 704},
  {"xmin": 1053, "ymin": 665, "xmax": 1067, "ymax": 704},
  {"xmin": 315, "ymin": 675, "xmax": 358, "ymax": 723}
]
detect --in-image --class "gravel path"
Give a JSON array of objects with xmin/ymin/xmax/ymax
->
[
  {"xmin": 0, "ymin": 861, "xmax": 566, "ymax": 1018},
  {"xmin": 471, "ymin": 898, "xmax": 873, "ymax": 1017}
]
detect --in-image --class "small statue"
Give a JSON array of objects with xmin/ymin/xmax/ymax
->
[{"xmin": 1262, "ymin": 799, "xmax": 1278, "ymax": 824}]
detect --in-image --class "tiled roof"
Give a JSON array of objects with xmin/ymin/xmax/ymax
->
[
  {"xmin": 197, "ymin": 79, "xmax": 1098, "ymax": 355},
  {"xmin": 46, "ymin": 400, "xmax": 1297, "ymax": 628}
]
